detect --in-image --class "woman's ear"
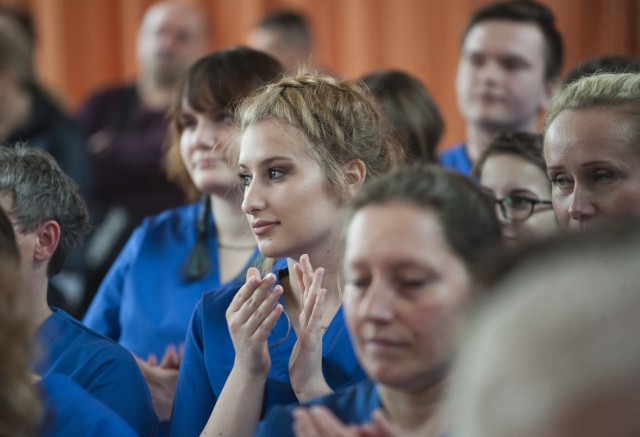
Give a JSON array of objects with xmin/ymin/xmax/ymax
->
[{"xmin": 344, "ymin": 160, "xmax": 367, "ymax": 196}]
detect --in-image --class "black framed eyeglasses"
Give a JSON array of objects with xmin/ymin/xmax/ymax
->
[{"xmin": 495, "ymin": 195, "xmax": 553, "ymax": 221}]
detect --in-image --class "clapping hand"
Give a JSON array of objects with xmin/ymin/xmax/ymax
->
[
  {"xmin": 288, "ymin": 254, "xmax": 331, "ymax": 402},
  {"xmin": 135, "ymin": 344, "xmax": 183, "ymax": 422},
  {"xmin": 226, "ymin": 267, "xmax": 284, "ymax": 377}
]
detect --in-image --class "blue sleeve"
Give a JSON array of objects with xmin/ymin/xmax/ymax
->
[
  {"xmin": 83, "ymin": 225, "xmax": 144, "ymax": 341},
  {"xmin": 256, "ymin": 403, "xmax": 297, "ymax": 437},
  {"xmin": 170, "ymin": 300, "xmax": 217, "ymax": 437},
  {"xmin": 41, "ymin": 374, "xmax": 139, "ymax": 437},
  {"xmin": 81, "ymin": 342, "xmax": 158, "ymax": 436}
]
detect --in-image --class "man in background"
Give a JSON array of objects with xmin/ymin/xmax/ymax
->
[
  {"xmin": 247, "ymin": 9, "xmax": 326, "ymax": 75},
  {"xmin": 441, "ymin": 0, "xmax": 563, "ymax": 176}
]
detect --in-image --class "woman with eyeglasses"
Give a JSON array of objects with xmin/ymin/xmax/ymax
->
[{"xmin": 473, "ymin": 131, "xmax": 558, "ymax": 243}]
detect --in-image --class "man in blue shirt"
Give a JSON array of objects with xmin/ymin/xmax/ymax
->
[
  {"xmin": 441, "ymin": 0, "xmax": 563, "ymax": 176},
  {"xmin": 0, "ymin": 145, "xmax": 157, "ymax": 436}
]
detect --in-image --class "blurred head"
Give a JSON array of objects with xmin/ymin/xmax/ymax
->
[
  {"xmin": 236, "ymin": 74, "xmax": 404, "ymax": 259},
  {"xmin": 475, "ymin": 131, "xmax": 557, "ymax": 243},
  {"xmin": 247, "ymin": 10, "xmax": 313, "ymax": 75},
  {"xmin": 361, "ymin": 70, "xmax": 444, "ymax": 163},
  {"xmin": 0, "ymin": 14, "xmax": 31, "ymax": 82},
  {"xmin": 449, "ymin": 223, "xmax": 640, "ymax": 437},
  {"xmin": 137, "ymin": 0, "xmax": 209, "ymax": 87},
  {"xmin": 0, "ymin": 208, "xmax": 41, "ymax": 437},
  {"xmin": 342, "ymin": 165, "xmax": 501, "ymax": 391},
  {"xmin": 563, "ymin": 55, "xmax": 640, "ymax": 86},
  {"xmin": 0, "ymin": 145, "xmax": 90, "ymax": 277},
  {"xmin": 456, "ymin": 0, "xmax": 562, "ymax": 132},
  {"xmin": 543, "ymin": 72, "xmax": 640, "ymax": 232},
  {"xmin": 165, "ymin": 47, "xmax": 283, "ymax": 200}
]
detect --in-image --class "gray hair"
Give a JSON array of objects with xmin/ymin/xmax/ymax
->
[{"xmin": 0, "ymin": 144, "xmax": 89, "ymax": 276}]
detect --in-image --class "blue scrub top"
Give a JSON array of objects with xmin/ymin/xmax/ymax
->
[
  {"xmin": 34, "ymin": 309, "xmax": 158, "ymax": 437},
  {"xmin": 439, "ymin": 143, "xmax": 473, "ymax": 176},
  {"xmin": 83, "ymin": 202, "xmax": 265, "ymax": 360},
  {"xmin": 39, "ymin": 374, "xmax": 138, "ymax": 437},
  {"xmin": 170, "ymin": 268, "xmax": 367, "ymax": 437},
  {"xmin": 257, "ymin": 379, "xmax": 379, "ymax": 437}
]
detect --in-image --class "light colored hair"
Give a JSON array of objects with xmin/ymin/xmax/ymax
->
[
  {"xmin": 544, "ymin": 72, "xmax": 640, "ymax": 148},
  {"xmin": 236, "ymin": 73, "xmax": 405, "ymax": 199},
  {"xmin": 448, "ymin": 223, "xmax": 640, "ymax": 437},
  {"xmin": 0, "ymin": 209, "xmax": 41, "ymax": 436}
]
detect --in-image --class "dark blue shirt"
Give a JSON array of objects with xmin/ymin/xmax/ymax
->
[
  {"xmin": 170, "ymin": 268, "xmax": 367, "ymax": 437},
  {"xmin": 34, "ymin": 309, "xmax": 158, "ymax": 436},
  {"xmin": 39, "ymin": 374, "xmax": 138, "ymax": 437}
]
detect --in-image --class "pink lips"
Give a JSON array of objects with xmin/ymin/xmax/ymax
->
[{"xmin": 251, "ymin": 219, "xmax": 279, "ymax": 236}]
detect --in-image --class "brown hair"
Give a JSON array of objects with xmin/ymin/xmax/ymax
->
[
  {"xmin": 473, "ymin": 131, "xmax": 545, "ymax": 179},
  {"xmin": 346, "ymin": 164, "xmax": 501, "ymax": 266},
  {"xmin": 164, "ymin": 47, "xmax": 284, "ymax": 200},
  {"xmin": 361, "ymin": 70, "xmax": 444, "ymax": 163},
  {"xmin": 0, "ymin": 208, "xmax": 41, "ymax": 436}
]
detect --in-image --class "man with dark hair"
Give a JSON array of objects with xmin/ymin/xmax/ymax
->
[
  {"xmin": 247, "ymin": 9, "xmax": 323, "ymax": 75},
  {"xmin": 0, "ymin": 145, "xmax": 158, "ymax": 436},
  {"xmin": 441, "ymin": 0, "xmax": 563, "ymax": 176}
]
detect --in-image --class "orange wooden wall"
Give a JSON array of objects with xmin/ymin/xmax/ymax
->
[{"xmin": 4, "ymin": 0, "xmax": 639, "ymax": 151}]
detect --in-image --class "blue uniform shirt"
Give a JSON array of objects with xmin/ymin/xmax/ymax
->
[
  {"xmin": 34, "ymin": 309, "xmax": 158, "ymax": 436},
  {"xmin": 84, "ymin": 202, "xmax": 265, "ymax": 360},
  {"xmin": 39, "ymin": 374, "xmax": 138, "ymax": 437},
  {"xmin": 258, "ymin": 379, "xmax": 379, "ymax": 437},
  {"xmin": 439, "ymin": 143, "xmax": 473, "ymax": 176},
  {"xmin": 170, "ymin": 268, "xmax": 367, "ymax": 437}
]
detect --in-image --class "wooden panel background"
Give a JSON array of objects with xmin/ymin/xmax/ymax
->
[{"xmin": 3, "ymin": 0, "xmax": 639, "ymax": 151}]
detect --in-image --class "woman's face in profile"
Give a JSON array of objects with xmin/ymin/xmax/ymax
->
[
  {"xmin": 343, "ymin": 202, "xmax": 470, "ymax": 391},
  {"xmin": 480, "ymin": 153, "xmax": 557, "ymax": 243},
  {"xmin": 238, "ymin": 120, "xmax": 343, "ymax": 260},
  {"xmin": 544, "ymin": 107, "xmax": 640, "ymax": 232}
]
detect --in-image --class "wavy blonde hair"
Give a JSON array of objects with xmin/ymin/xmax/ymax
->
[{"xmin": 235, "ymin": 73, "xmax": 406, "ymax": 199}]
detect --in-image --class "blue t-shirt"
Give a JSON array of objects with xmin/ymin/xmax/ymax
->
[
  {"xmin": 39, "ymin": 374, "xmax": 138, "ymax": 437},
  {"xmin": 170, "ymin": 268, "xmax": 367, "ymax": 437},
  {"xmin": 84, "ymin": 202, "xmax": 264, "ymax": 360},
  {"xmin": 34, "ymin": 309, "xmax": 158, "ymax": 436},
  {"xmin": 439, "ymin": 143, "xmax": 473, "ymax": 176},
  {"xmin": 258, "ymin": 379, "xmax": 380, "ymax": 437}
]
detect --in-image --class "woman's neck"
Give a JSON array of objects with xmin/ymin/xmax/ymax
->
[{"xmin": 377, "ymin": 379, "xmax": 447, "ymax": 437}]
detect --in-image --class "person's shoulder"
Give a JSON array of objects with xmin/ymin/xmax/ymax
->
[
  {"xmin": 259, "ymin": 380, "xmax": 378, "ymax": 436},
  {"xmin": 40, "ymin": 374, "xmax": 138, "ymax": 437},
  {"xmin": 307, "ymin": 379, "xmax": 377, "ymax": 411},
  {"xmin": 49, "ymin": 309, "xmax": 136, "ymax": 359},
  {"xmin": 439, "ymin": 142, "xmax": 472, "ymax": 175},
  {"xmin": 138, "ymin": 202, "xmax": 200, "ymax": 233}
]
